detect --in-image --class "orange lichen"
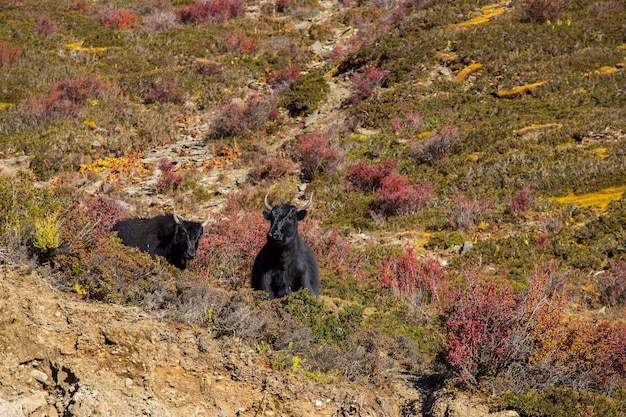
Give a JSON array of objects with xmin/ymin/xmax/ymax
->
[
  {"xmin": 583, "ymin": 65, "xmax": 619, "ymax": 77},
  {"xmin": 453, "ymin": 0, "xmax": 508, "ymax": 27},
  {"xmin": 547, "ymin": 186, "xmax": 626, "ymax": 210},
  {"xmin": 495, "ymin": 81, "xmax": 546, "ymax": 98},
  {"xmin": 454, "ymin": 63, "xmax": 483, "ymax": 82},
  {"xmin": 65, "ymin": 42, "xmax": 110, "ymax": 53},
  {"xmin": 514, "ymin": 123, "xmax": 562, "ymax": 136}
]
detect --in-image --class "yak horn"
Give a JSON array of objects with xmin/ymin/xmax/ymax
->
[
  {"xmin": 172, "ymin": 210, "xmax": 183, "ymax": 224},
  {"xmin": 300, "ymin": 193, "xmax": 313, "ymax": 210},
  {"xmin": 264, "ymin": 193, "xmax": 273, "ymax": 210},
  {"xmin": 202, "ymin": 215, "xmax": 212, "ymax": 227}
]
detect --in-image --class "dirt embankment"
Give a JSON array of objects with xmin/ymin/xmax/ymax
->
[{"xmin": 0, "ymin": 264, "xmax": 406, "ymax": 417}]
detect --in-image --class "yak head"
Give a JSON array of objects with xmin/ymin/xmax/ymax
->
[
  {"xmin": 263, "ymin": 194, "xmax": 312, "ymax": 248},
  {"xmin": 173, "ymin": 212, "xmax": 211, "ymax": 262}
]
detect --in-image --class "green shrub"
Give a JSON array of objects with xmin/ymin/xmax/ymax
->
[
  {"xmin": 282, "ymin": 289, "xmax": 364, "ymax": 345},
  {"xmin": 280, "ymin": 71, "xmax": 329, "ymax": 116},
  {"xmin": 492, "ymin": 386, "xmax": 626, "ymax": 417}
]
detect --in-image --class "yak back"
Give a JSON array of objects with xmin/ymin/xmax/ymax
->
[{"xmin": 112, "ymin": 214, "xmax": 204, "ymax": 269}]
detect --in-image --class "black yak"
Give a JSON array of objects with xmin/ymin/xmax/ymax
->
[
  {"xmin": 112, "ymin": 212, "xmax": 208, "ymax": 270},
  {"xmin": 251, "ymin": 194, "xmax": 320, "ymax": 299}
]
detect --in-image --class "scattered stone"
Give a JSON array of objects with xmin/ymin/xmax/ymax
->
[
  {"xmin": 31, "ymin": 369, "xmax": 48, "ymax": 384},
  {"xmin": 460, "ymin": 241, "xmax": 473, "ymax": 254},
  {"xmin": 21, "ymin": 391, "xmax": 47, "ymax": 415}
]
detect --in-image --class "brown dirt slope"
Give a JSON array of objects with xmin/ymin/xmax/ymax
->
[{"xmin": 0, "ymin": 264, "xmax": 403, "ymax": 417}]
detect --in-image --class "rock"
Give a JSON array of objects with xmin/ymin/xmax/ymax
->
[
  {"xmin": 430, "ymin": 390, "xmax": 520, "ymax": 417},
  {"xmin": 460, "ymin": 240, "xmax": 473, "ymax": 254},
  {"xmin": 30, "ymin": 369, "xmax": 48, "ymax": 384},
  {"xmin": 21, "ymin": 392, "xmax": 48, "ymax": 415}
]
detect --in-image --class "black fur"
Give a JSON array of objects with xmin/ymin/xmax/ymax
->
[
  {"xmin": 112, "ymin": 214, "xmax": 204, "ymax": 270},
  {"xmin": 251, "ymin": 203, "xmax": 320, "ymax": 299}
]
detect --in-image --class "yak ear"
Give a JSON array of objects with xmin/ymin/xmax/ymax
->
[
  {"xmin": 263, "ymin": 210, "xmax": 272, "ymax": 220},
  {"xmin": 296, "ymin": 209, "xmax": 307, "ymax": 220}
]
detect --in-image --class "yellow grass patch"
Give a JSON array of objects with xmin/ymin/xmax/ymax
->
[
  {"xmin": 547, "ymin": 186, "xmax": 626, "ymax": 210},
  {"xmin": 495, "ymin": 81, "xmax": 546, "ymax": 98},
  {"xmin": 454, "ymin": 63, "xmax": 483, "ymax": 82},
  {"xmin": 0, "ymin": 103, "xmax": 14, "ymax": 110},
  {"xmin": 453, "ymin": 0, "xmax": 508, "ymax": 27},
  {"xmin": 65, "ymin": 42, "xmax": 110, "ymax": 53}
]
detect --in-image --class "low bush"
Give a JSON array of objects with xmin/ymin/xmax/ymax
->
[
  {"xmin": 375, "ymin": 175, "xmax": 434, "ymax": 217},
  {"xmin": 523, "ymin": 0, "xmax": 572, "ymax": 23},
  {"xmin": 443, "ymin": 265, "xmax": 565, "ymax": 389},
  {"xmin": 219, "ymin": 31, "xmax": 258, "ymax": 54},
  {"xmin": 595, "ymin": 260, "xmax": 626, "ymax": 307},
  {"xmin": 281, "ymin": 72, "xmax": 329, "ymax": 117},
  {"xmin": 144, "ymin": 83, "xmax": 183, "ymax": 104},
  {"xmin": 346, "ymin": 158, "xmax": 396, "ymax": 192},
  {"xmin": 377, "ymin": 243, "xmax": 445, "ymax": 305},
  {"xmin": 445, "ymin": 193, "xmax": 492, "ymax": 232},
  {"xmin": 176, "ymin": 0, "xmax": 246, "ymax": 25},
  {"xmin": 295, "ymin": 133, "xmax": 343, "ymax": 181},
  {"xmin": 35, "ymin": 15, "xmax": 58, "ymax": 37},
  {"xmin": 207, "ymin": 95, "xmax": 271, "ymax": 140},
  {"xmin": 409, "ymin": 126, "xmax": 459, "ymax": 167},
  {"xmin": 349, "ymin": 67, "xmax": 389, "ymax": 103},
  {"xmin": 246, "ymin": 155, "xmax": 297, "ymax": 184},
  {"xmin": 98, "ymin": 9, "xmax": 138, "ymax": 30},
  {"xmin": 493, "ymin": 386, "xmax": 626, "ymax": 417},
  {"xmin": 508, "ymin": 185, "xmax": 539, "ymax": 215},
  {"xmin": 0, "ymin": 40, "xmax": 20, "ymax": 68},
  {"xmin": 156, "ymin": 159, "xmax": 183, "ymax": 193}
]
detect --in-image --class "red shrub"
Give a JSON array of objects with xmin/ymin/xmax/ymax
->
[
  {"xmin": 156, "ymin": 159, "xmax": 182, "ymax": 193},
  {"xmin": 144, "ymin": 83, "xmax": 183, "ymax": 104},
  {"xmin": 209, "ymin": 95, "xmax": 271, "ymax": 139},
  {"xmin": 219, "ymin": 32, "xmax": 258, "ymax": 54},
  {"xmin": 247, "ymin": 155, "xmax": 297, "ymax": 184},
  {"xmin": 349, "ymin": 67, "xmax": 389, "ymax": 103},
  {"xmin": 444, "ymin": 265, "xmax": 565, "ymax": 387},
  {"xmin": 176, "ymin": 0, "xmax": 246, "ymax": 25},
  {"xmin": 524, "ymin": 0, "xmax": 572, "ymax": 23},
  {"xmin": 375, "ymin": 175, "xmax": 434, "ymax": 216},
  {"xmin": 596, "ymin": 260, "xmax": 626, "ymax": 307},
  {"xmin": 0, "ymin": 40, "xmax": 20, "ymax": 68},
  {"xmin": 99, "ymin": 9, "xmax": 138, "ymax": 30},
  {"xmin": 142, "ymin": 11, "xmax": 177, "ymax": 32},
  {"xmin": 69, "ymin": 0, "xmax": 89, "ymax": 12},
  {"xmin": 191, "ymin": 208, "xmax": 267, "ymax": 288},
  {"xmin": 294, "ymin": 133, "xmax": 343, "ymax": 181},
  {"xmin": 391, "ymin": 109, "xmax": 422, "ymax": 133},
  {"xmin": 35, "ymin": 15, "xmax": 57, "ymax": 37},
  {"xmin": 195, "ymin": 60, "xmax": 221, "ymax": 76},
  {"xmin": 378, "ymin": 244, "xmax": 445, "ymax": 304},
  {"xmin": 19, "ymin": 74, "xmax": 122, "ymax": 123},
  {"xmin": 79, "ymin": 191, "xmax": 127, "ymax": 245},
  {"xmin": 603, "ymin": 323, "xmax": 626, "ymax": 382},
  {"xmin": 508, "ymin": 185, "xmax": 538, "ymax": 215},
  {"xmin": 445, "ymin": 193, "xmax": 491, "ymax": 232},
  {"xmin": 346, "ymin": 159, "xmax": 396, "ymax": 192},
  {"xmin": 409, "ymin": 125, "xmax": 458, "ymax": 166},
  {"xmin": 266, "ymin": 64, "xmax": 301, "ymax": 88}
]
